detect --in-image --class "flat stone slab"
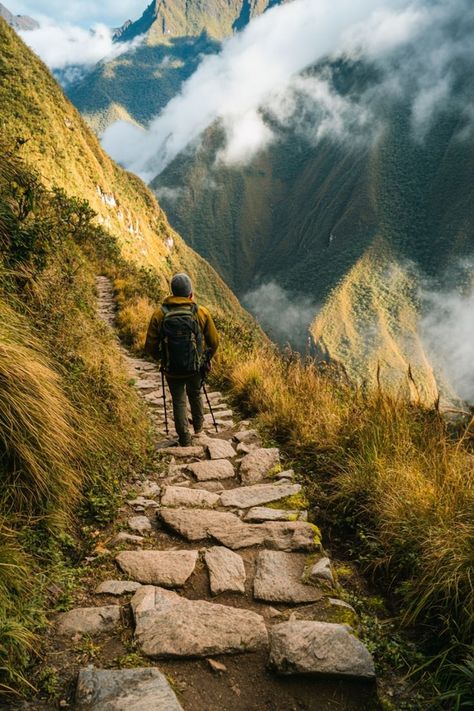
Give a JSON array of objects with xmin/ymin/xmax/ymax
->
[
  {"xmin": 57, "ymin": 606, "xmax": 120, "ymax": 637},
  {"xmin": 116, "ymin": 550, "xmax": 198, "ymax": 586},
  {"xmin": 132, "ymin": 586, "xmax": 268, "ymax": 658},
  {"xmin": 204, "ymin": 438, "xmax": 236, "ymax": 460},
  {"xmin": 204, "ymin": 546, "xmax": 246, "ymax": 594},
  {"xmin": 162, "ymin": 446, "xmax": 204, "ymax": 458},
  {"xmin": 244, "ymin": 507, "xmax": 305, "ymax": 522},
  {"xmin": 161, "ymin": 486, "xmax": 220, "ymax": 508},
  {"xmin": 254, "ymin": 551, "xmax": 321, "ymax": 603},
  {"xmin": 220, "ymin": 482, "xmax": 301, "ymax": 509},
  {"xmin": 128, "ymin": 516, "xmax": 152, "ymax": 534},
  {"xmin": 159, "ymin": 508, "xmax": 241, "ymax": 541},
  {"xmin": 269, "ymin": 621, "xmax": 375, "ymax": 678},
  {"xmin": 212, "ymin": 520, "xmax": 319, "ymax": 552},
  {"xmin": 95, "ymin": 580, "xmax": 142, "ymax": 596},
  {"xmin": 187, "ymin": 459, "xmax": 235, "ymax": 481},
  {"xmin": 76, "ymin": 667, "xmax": 183, "ymax": 711},
  {"xmin": 239, "ymin": 448, "xmax": 280, "ymax": 484}
]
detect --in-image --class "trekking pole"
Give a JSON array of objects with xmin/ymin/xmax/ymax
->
[
  {"xmin": 202, "ymin": 380, "xmax": 219, "ymax": 433},
  {"xmin": 160, "ymin": 368, "xmax": 169, "ymax": 435}
]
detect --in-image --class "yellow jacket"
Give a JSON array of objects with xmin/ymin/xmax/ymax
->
[{"xmin": 144, "ymin": 296, "xmax": 219, "ymax": 373}]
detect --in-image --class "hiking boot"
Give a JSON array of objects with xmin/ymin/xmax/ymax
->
[{"xmin": 179, "ymin": 435, "xmax": 192, "ymax": 447}]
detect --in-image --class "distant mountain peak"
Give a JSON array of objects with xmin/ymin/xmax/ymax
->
[
  {"xmin": 0, "ymin": 2, "xmax": 39, "ymax": 31},
  {"xmin": 116, "ymin": 0, "xmax": 282, "ymax": 44}
]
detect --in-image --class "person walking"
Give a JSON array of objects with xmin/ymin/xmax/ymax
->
[{"xmin": 144, "ymin": 273, "xmax": 219, "ymax": 446}]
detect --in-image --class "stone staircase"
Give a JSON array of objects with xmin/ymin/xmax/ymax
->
[{"xmin": 62, "ymin": 277, "xmax": 377, "ymax": 710}]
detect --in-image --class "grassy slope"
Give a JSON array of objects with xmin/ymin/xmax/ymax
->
[{"xmin": 0, "ymin": 18, "xmax": 254, "ymax": 328}]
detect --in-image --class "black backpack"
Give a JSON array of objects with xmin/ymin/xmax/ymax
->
[{"xmin": 159, "ymin": 303, "xmax": 204, "ymax": 375}]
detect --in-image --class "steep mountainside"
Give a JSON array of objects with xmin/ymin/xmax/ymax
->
[
  {"xmin": 67, "ymin": 0, "xmax": 282, "ymax": 133},
  {"xmin": 0, "ymin": 17, "xmax": 253, "ymax": 327},
  {"xmin": 0, "ymin": 1, "xmax": 38, "ymax": 30},
  {"xmin": 153, "ymin": 70, "xmax": 474, "ymax": 400}
]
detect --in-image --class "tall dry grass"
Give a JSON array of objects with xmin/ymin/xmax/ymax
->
[
  {"xmin": 215, "ymin": 344, "xmax": 474, "ymax": 662},
  {"xmin": 0, "ymin": 301, "xmax": 80, "ymax": 524}
]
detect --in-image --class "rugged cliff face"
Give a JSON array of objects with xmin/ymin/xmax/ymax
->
[{"xmin": 0, "ymin": 17, "xmax": 253, "ymax": 327}]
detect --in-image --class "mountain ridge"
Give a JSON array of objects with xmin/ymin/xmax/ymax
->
[{"xmin": 0, "ymin": 1, "xmax": 38, "ymax": 31}]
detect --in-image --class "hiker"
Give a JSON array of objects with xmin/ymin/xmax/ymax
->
[{"xmin": 144, "ymin": 272, "xmax": 219, "ymax": 446}]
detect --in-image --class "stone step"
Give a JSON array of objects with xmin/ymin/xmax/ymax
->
[
  {"xmin": 269, "ymin": 621, "xmax": 375, "ymax": 679},
  {"xmin": 187, "ymin": 459, "xmax": 235, "ymax": 481},
  {"xmin": 253, "ymin": 550, "xmax": 321, "ymax": 603},
  {"xmin": 116, "ymin": 549, "xmax": 198, "ymax": 586},
  {"xmin": 131, "ymin": 586, "xmax": 268, "ymax": 658},
  {"xmin": 76, "ymin": 668, "xmax": 184, "ymax": 711},
  {"xmin": 244, "ymin": 506, "xmax": 307, "ymax": 522},
  {"xmin": 204, "ymin": 545, "xmax": 246, "ymax": 595},
  {"xmin": 161, "ymin": 485, "xmax": 220, "ymax": 508},
  {"xmin": 220, "ymin": 482, "xmax": 301, "ymax": 509},
  {"xmin": 239, "ymin": 448, "xmax": 280, "ymax": 484}
]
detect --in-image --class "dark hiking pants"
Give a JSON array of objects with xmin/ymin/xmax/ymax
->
[{"xmin": 166, "ymin": 373, "xmax": 204, "ymax": 445}]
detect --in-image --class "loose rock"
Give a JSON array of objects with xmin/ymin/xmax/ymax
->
[
  {"xmin": 308, "ymin": 557, "xmax": 334, "ymax": 584},
  {"xmin": 128, "ymin": 516, "xmax": 152, "ymax": 534},
  {"xmin": 239, "ymin": 448, "xmax": 280, "ymax": 484},
  {"xmin": 204, "ymin": 546, "xmax": 246, "ymax": 594},
  {"xmin": 207, "ymin": 659, "xmax": 227, "ymax": 673},
  {"xmin": 234, "ymin": 430, "xmax": 259, "ymax": 443},
  {"xmin": 75, "ymin": 667, "xmax": 183, "ymax": 711},
  {"xmin": 269, "ymin": 621, "xmax": 375, "ymax": 678},
  {"xmin": 116, "ymin": 550, "xmax": 198, "ymax": 586},
  {"xmin": 220, "ymin": 482, "xmax": 301, "ymax": 509},
  {"xmin": 161, "ymin": 485, "xmax": 220, "ymax": 508},
  {"xmin": 132, "ymin": 586, "xmax": 268, "ymax": 658},
  {"xmin": 110, "ymin": 532, "xmax": 144, "ymax": 547},
  {"xmin": 57, "ymin": 606, "xmax": 120, "ymax": 637},
  {"xmin": 187, "ymin": 459, "xmax": 235, "ymax": 481},
  {"xmin": 254, "ymin": 550, "xmax": 321, "ymax": 603},
  {"xmin": 95, "ymin": 580, "xmax": 142, "ymax": 596}
]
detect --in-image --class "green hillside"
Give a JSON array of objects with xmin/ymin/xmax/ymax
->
[
  {"xmin": 0, "ymin": 18, "xmax": 253, "ymax": 328},
  {"xmin": 67, "ymin": 0, "xmax": 283, "ymax": 133}
]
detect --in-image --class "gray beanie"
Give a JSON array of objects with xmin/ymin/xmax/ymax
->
[{"xmin": 171, "ymin": 272, "xmax": 193, "ymax": 297}]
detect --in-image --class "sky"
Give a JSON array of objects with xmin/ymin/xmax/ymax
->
[{"xmin": 7, "ymin": 0, "xmax": 143, "ymax": 27}]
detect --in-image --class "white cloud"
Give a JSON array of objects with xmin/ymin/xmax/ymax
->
[
  {"xmin": 421, "ymin": 276, "xmax": 474, "ymax": 405},
  {"xmin": 101, "ymin": 0, "xmax": 474, "ymax": 180},
  {"xmin": 244, "ymin": 281, "xmax": 320, "ymax": 351},
  {"xmin": 19, "ymin": 22, "xmax": 144, "ymax": 72}
]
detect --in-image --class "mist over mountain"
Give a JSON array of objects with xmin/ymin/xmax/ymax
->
[{"xmin": 62, "ymin": 0, "xmax": 474, "ymax": 403}]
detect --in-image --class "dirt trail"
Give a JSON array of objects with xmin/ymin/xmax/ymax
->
[{"xmin": 24, "ymin": 278, "xmax": 382, "ymax": 710}]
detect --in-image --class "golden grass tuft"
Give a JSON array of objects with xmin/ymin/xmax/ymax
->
[
  {"xmin": 0, "ymin": 301, "xmax": 80, "ymax": 523},
  {"xmin": 115, "ymin": 295, "xmax": 155, "ymax": 353}
]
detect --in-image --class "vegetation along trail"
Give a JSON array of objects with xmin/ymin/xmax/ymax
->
[{"xmin": 18, "ymin": 275, "xmax": 378, "ymax": 711}]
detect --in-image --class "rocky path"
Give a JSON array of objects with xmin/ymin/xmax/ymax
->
[{"xmin": 62, "ymin": 277, "xmax": 379, "ymax": 710}]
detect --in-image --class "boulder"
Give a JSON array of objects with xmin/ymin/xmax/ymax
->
[
  {"xmin": 269, "ymin": 621, "xmax": 375, "ymax": 678},
  {"xmin": 132, "ymin": 586, "xmax": 268, "ymax": 658},
  {"xmin": 254, "ymin": 550, "xmax": 321, "ymax": 603},
  {"xmin": 116, "ymin": 550, "xmax": 198, "ymax": 586},
  {"xmin": 95, "ymin": 580, "xmax": 142, "ymax": 596},
  {"xmin": 204, "ymin": 546, "xmax": 246, "ymax": 594},
  {"xmin": 187, "ymin": 459, "xmax": 235, "ymax": 481},
  {"xmin": 75, "ymin": 667, "xmax": 183, "ymax": 711},
  {"xmin": 160, "ymin": 486, "xmax": 220, "ymax": 508},
  {"xmin": 220, "ymin": 482, "xmax": 301, "ymax": 509},
  {"xmin": 57, "ymin": 606, "xmax": 120, "ymax": 637},
  {"xmin": 239, "ymin": 448, "xmax": 280, "ymax": 484}
]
